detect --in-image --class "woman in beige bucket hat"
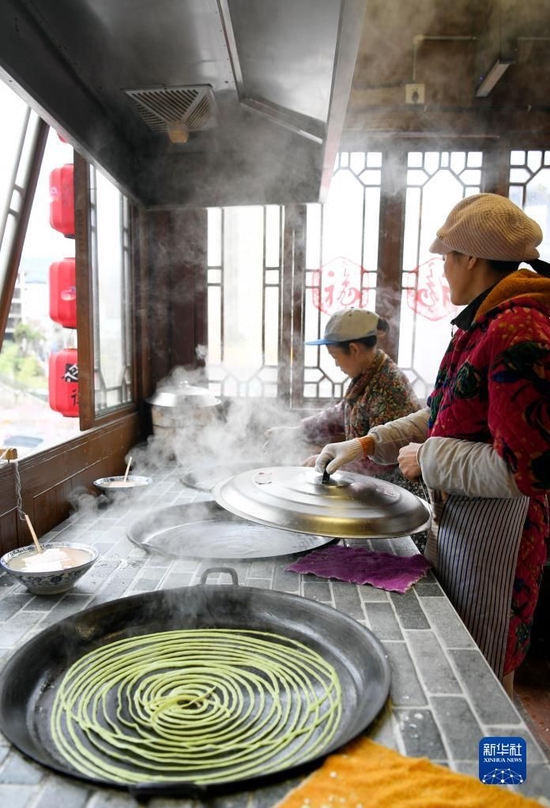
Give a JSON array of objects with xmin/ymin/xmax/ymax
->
[{"xmin": 314, "ymin": 193, "xmax": 550, "ymax": 696}]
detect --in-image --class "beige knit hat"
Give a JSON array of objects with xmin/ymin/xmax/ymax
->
[{"xmin": 429, "ymin": 193, "xmax": 543, "ymax": 261}]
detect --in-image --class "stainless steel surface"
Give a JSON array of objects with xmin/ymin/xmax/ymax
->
[
  {"xmin": 0, "ymin": 0, "xmax": 367, "ymax": 207},
  {"xmin": 93, "ymin": 476, "xmax": 153, "ymax": 490},
  {"xmin": 127, "ymin": 502, "xmax": 335, "ymax": 559},
  {"xmin": 212, "ymin": 466, "xmax": 432, "ymax": 539},
  {"xmin": 147, "ymin": 381, "xmax": 223, "ymax": 442},
  {"xmin": 147, "ymin": 380, "xmax": 221, "ymax": 409},
  {"xmin": 180, "ymin": 458, "xmax": 267, "ymax": 492}
]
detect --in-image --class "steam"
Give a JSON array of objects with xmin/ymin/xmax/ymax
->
[
  {"xmin": 149, "ymin": 368, "xmax": 309, "ymax": 488},
  {"xmin": 195, "ymin": 344, "xmax": 208, "ymax": 361},
  {"xmin": 57, "ymin": 368, "xmax": 311, "ymax": 563}
]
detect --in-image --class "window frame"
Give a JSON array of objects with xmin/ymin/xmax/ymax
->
[
  {"xmin": 202, "ymin": 139, "xmax": 532, "ymax": 411},
  {"xmin": 0, "ymin": 143, "xmax": 143, "ymax": 547},
  {"xmin": 74, "ymin": 153, "xmax": 140, "ymax": 430},
  {"xmin": 0, "ymin": 117, "xmax": 48, "ymax": 348}
]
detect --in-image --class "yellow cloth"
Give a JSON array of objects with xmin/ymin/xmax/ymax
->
[{"xmin": 275, "ymin": 737, "xmax": 545, "ymax": 808}]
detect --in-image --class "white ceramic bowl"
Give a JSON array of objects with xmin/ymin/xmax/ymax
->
[
  {"xmin": 93, "ymin": 475, "xmax": 153, "ymax": 491},
  {"xmin": 0, "ymin": 542, "xmax": 99, "ymax": 595}
]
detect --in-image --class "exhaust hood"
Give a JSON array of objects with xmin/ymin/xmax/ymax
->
[{"xmin": 0, "ymin": 0, "xmax": 367, "ymax": 208}]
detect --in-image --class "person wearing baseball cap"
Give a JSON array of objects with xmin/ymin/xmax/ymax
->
[
  {"xmin": 266, "ymin": 307, "xmax": 426, "ymax": 544},
  {"xmin": 314, "ymin": 193, "xmax": 550, "ymax": 695},
  {"xmin": 303, "ymin": 311, "xmax": 424, "ymax": 489},
  {"xmin": 304, "ymin": 308, "xmax": 381, "ymax": 345}
]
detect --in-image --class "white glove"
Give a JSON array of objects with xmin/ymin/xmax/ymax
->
[{"xmin": 314, "ymin": 439, "xmax": 364, "ymax": 475}]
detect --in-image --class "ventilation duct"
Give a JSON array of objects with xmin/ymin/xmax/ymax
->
[{"xmin": 124, "ymin": 85, "xmax": 218, "ymax": 139}]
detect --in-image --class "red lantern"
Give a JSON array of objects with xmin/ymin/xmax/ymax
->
[
  {"xmin": 49, "ymin": 258, "xmax": 76, "ymax": 328},
  {"xmin": 49, "ymin": 164, "xmax": 75, "ymax": 237},
  {"xmin": 48, "ymin": 348, "xmax": 79, "ymax": 417}
]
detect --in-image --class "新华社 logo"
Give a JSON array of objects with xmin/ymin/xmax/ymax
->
[{"xmin": 478, "ymin": 736, "xmax": 527, "ymax": 785}]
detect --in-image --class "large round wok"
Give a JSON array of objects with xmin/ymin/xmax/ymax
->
[{"xmin": 0, "ymin": 569, "xmax": 390, "ymax": 799}]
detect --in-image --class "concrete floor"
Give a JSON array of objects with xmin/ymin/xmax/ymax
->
[{"xmin": 514, "ymin": 569, "xmax": 550, "ymax": 759}]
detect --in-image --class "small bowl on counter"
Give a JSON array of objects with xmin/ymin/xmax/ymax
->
[
  {"xmin": 93, "ymin": 475, "xmax": 153, "ymax": 491},
  {"xmin": 0, "ymin": 542, "xmax": 99, "ymax": 595}
]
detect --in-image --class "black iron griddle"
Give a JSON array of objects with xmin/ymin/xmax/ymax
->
[{"xmin": 0, "ymin": 570, "xmax": 391, "ymax": 799}]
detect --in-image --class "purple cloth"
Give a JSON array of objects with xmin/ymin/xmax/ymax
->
[{"xmin": 286, "ymin": 545, "xmax": 431, "ymax": 594}]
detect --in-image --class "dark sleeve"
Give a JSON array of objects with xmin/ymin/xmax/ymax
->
[{"xmin": 301, "ymin": 401, "xmax": 347, "ymax": 444}]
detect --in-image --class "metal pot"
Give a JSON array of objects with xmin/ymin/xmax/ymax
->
[
  {"xmin": 0, "ymin": 569, "xmax": 390, "ymax": 798},
  {"xmin": 147, "ymin": 380, "xmax": 221, "ymax": 412},
  {"xmin": 147, "ymin": 380, "xmax": 222, "ymax": 440}
]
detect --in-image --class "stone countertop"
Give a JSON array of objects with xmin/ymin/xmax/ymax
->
[{"xmin": 0, "ymin": 466, "xmax": 549, "ymax": 808}]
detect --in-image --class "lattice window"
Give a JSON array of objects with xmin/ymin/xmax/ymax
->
[
  {"xmin": 509, "ymin": 150, "xmax": 550, "ymax": 257},
  {"xmin": 400, "ymin": 151, "xmax": 483, "ymax": 402},
  {"xmin": 303, "ymin": 152, "xmax": 382, "ymax": 401},
  {"xmin": 204, "ymin": 148, "xmax": 550, "ymax": 409},
  {"xmin": 206, "ymin": 205, "xmax": 282, "ymax": 398}
]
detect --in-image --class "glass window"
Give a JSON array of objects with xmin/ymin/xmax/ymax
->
[
  {"xmin": 508, "ymin": 150, "xmax": 550, "ymax": 260},
  {"xmin": 0, "ymin": 124, "xmax": 81, "ymax": 456},
  {"xmin": 206, "ymin": 152, "xmax": 383, "ymax": 405},
  {"xmin": 0, "ymin": 98, "xmax": 136, "ymax": 455},
  {"xmin": 304, "ymin": 151, "xmax": 381, "ymax": 400},
  {"xmin": 89, "ymin": 166, "xmax": 133, "ymax": 413},
  {"xmin": 204, "ymin": 147, "xmax": 550, "ymax": 413},
  {"xmin": 206, "ymin": 205, "xmax": 282, "ymax": 397},
  {"xmin": 400, "ymin": 150, "xmax": 482, "ymax": 401}
]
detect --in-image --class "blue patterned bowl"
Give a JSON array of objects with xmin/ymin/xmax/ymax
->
[{"xmin": 0, "ymin": 542, "xmax": 99, "ymax": 595}]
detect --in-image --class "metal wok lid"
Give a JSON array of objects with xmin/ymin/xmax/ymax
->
[
  {"xmin": 212, "ymin": 466, "xmax": 431, "ymax": 539},
  {"xmin": 180, "ymin": 458, "xmax": 266, "ymax": 493},
  {"xmin": 147, "ymin": 380, "xmax": 221, "ymax": 409}
]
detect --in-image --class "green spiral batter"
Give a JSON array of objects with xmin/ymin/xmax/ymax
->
[{"xmin": 50, "ymin": 628, "xmax": 343, "ymax": 784}]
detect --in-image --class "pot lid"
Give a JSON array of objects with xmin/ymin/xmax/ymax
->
[
  {"xmin": 126, "ymin": 502, "xmax": 335, "ymax": 560},
  {"xmin": 212, "ymin": 466, "xmax": 431, "ymax": 540},
  {"xmin": 147, "ymin": 380, "xmax": 221, "ymax": 409},
  {"xmin": 180, "ymin": 458, "xmax": 267, "ymax": 493}
]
